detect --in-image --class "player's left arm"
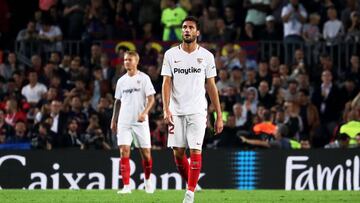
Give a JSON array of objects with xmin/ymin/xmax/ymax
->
[
  {"xmin": 138, "ymin": 94, "xmax": 155, "ymax": 122},
  {"xmin": 206, "ymin": 77, "xmax": 223, "ymax": 135}
]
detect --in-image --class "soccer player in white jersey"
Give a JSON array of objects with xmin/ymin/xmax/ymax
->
[
  {"xmin": 111, "ymin": 51, "xmax": 156, "ymax": 194},
  {"xmin": 161, "ymin": 16, "xmax": 223, "ymax": 203}
]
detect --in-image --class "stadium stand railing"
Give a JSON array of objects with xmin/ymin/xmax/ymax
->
[{"xmin": 15, "ymin": 40, "xmax": 359, "ymax": 69}]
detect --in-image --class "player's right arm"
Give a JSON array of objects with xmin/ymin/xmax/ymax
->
[
  {"xmin": 111, "ymin": 99, "xmax": 121, "ymax": 133},
  {"xmin": 161, "ymin": 51, "xmax": 174, "ymax": 125},
  {"xmin": 162, "ymin": 76, "xmax": 174, "ymax": 125},
  {"xmin": 111, "ymin": 79, "xmax": 123, "ymax": 133}
]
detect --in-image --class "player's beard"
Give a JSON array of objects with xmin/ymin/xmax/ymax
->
[{"xmin": 183, "ymin": 35, "xmax": 196, "ymax": 44}]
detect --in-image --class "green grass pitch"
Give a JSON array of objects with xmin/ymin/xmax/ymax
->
[{"xmin": 0, "ymin": 189, "xmax": 359, "ymax": 202}]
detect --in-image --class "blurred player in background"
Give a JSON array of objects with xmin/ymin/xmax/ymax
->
[{"xmin": 111, "ymin": 51, "xmax": 156, "ymax": 194}]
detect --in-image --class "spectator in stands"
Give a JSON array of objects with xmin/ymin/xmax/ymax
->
[
  {"xmin": 229, "ymin": 67, "xmax": 243, "ymax": 90},
  {"xmin": 324, "ymin": 133, "xmax": 351, "ymax": 148},
  {"xmin": 323, "ymin": 6, "xmax": 344, "ymax": 44},
  {"xmin": 283, "ymin": 100, "xmax": 303, "ymax": 139},
  {"xmin": 6, "ymin": 120, "xmax": 29, "ymax": 144},
  {"xmin": 21, "ymin": 70, "xmax": 47, "ymax": 106},
  {"xmin": 217, "ymin": 114, "xmax": 242, "ymax": 148},
  {"xmin": 63, "ymin": 118, "xmax": 85, "ymax": 149},
  {"xmin": 291, "ymin": 49, "xmax": 307, "ymax": 75},
  {"xmin": 147, "ymin": 65, "xmax": 162, "ymax": 94},
  {"xmin": 291, "ymin": 62, "xmax": 307, "ymax": 82},
  {"xmin": 295, "ymin": 72, "xmax": 311, "ymax": 92},
  {"xmin": 0, "ymin": 76, "xmax": 6, "ymax": 100},
  {"xmin": 279, "ymin": 64, "xmax": 290, "ymax": 83},
  {"xmin": 236, "ymin": 49, "xmax": 257, "ymax": 71},
  {"xmin": 161, "ymin": 0, "xmax": 187, "ymax": 41},
  {"xmin": 90, "ymin": 67, "xmax": 111, "ymax": 109},
  {"xmin": 242, "ymin": 68, "xmax": 258, "ymax": 90},
  {"xmin": 312, "ymin": 52, "xmax": 336, "ymax": 82},
  {"xmin": 39, "ymin": 62, "xmax": 56, "ymax": 86},
  {"xmin": 282, "ymin": 0, "xmax": 307, "ymax": 63},
  {"xmin": 216, "ymin": 69, "xmax": 232, "ymax": 95},
  {"xmin": 257, "ymin": 60, "xmax": 272, "ymax": 85},
  {"xmin": 38, "ymin": 18, "xmax": 63, "ymax": 53},
  {"xmin": 241, "ymin": 123, "xmax": 298, "ymax": 149},
  {"xmin": 88, "ymin": 43, "xmax": 102, "ymax": 69},
  {"xmin": 31, "ymin": 122, "xmax": 53, "ymax": 150},
  {"xmin": 312, "ymin": 70, "xmax": 342, "ymax": 145},
  {"xmin": 199, "ymin": 6, "xmax": 218, "ymax": 41},
  {"xmin": 83, "ymin": 0, "xmax": 108, "ymax": 41},
  {"xmin": 6, "ymin": 73, "xmax": 25, "ymax": 101},
  {"xmin": 233, "ymin": 103, "xmax": 249, "ymax": 129},
  {"xmin": 67, "ymin": 95, "xmax": 88, "ymax": 132},
  {"xmin": 269, "ymin": 55, "xmax": 280, "ymax": 74},
  {"xmin": 274, "ymin": 106, "xmax": 285, "ymax": 124},
  {"xmin": 49, "ymin": 51, "xmax": 61, "ymax": 65},
  {"xmin": 341, "ymin": 0, "xmax": 360, "ymax": 31},
  {"xmin": 48, "ymin": 5, "xmax": 63, "ymax": 26},
  {"xmin": 63, "ymin": 0, "xmax": 86, "ymax": 40},
  {"xmin": 252, "ymin": 109, "xmax": 276, "ymax": 140},
  {"xmin": 65, "ymin": 58, "xmax": 88, "ymax": 90},
  {"xmin": 302, "ymin": 13, "xmax": 321, "ymax": 44},
  {"xmin": 269, "ymin": 74, "xmax": 283, "ymax": 94},
  {"xmin": 284, "ymin": 79, "xmax": 299, "ymax": 101},
  {"xmin": 83, "ymin": 114, "xmax": 111, "ymax": 149},
  {"xmin": 211, "ymin": 18, "xmax": 235, "ymax": 43},
  {"xmin": 223, "ymin": 6, "xmax": 241, "ymax": 42},
  {"xmin": 240, "ymin": 22, "xmax": 258, "ymax": 41},
  {"xmin": 221, "ymin": 85, "xmax": 240, "ymax": 113},
  {"xmin": 96, "ymin": 96, "xmax": 112, "ymax": 141},
  {"xmin": 281, "ymin": 0, "xmax": 307, "ymax": 42},
  {"xmin": 244, "ymin": 0, "xmax": 271, "ymax": 30},
  {"xmin": 258, "ymin": 80, "xmax": 275, "ymax": 109},
  {"xmin": 345, "ymin": 11, "xmax": 360, "ymax": 42},
  {"xmin": 138, "ymin": 22, "xmax": 158, "ymax": 41},
  {"xmin": 16, "ymin": 19, "xmax": 39, "ymax": 42},
  {"xmin": 4, "ymin": 99, "xmax": 27, "ymax": 127},
  {"xmin": 30, "ymin": 54, "xmax": 43, "ymax": 74},
  {"xmin": 300, "ymin": 139, "xmax": 311, "ymax": 149},
  {"xmin": 37, "ymin": 86, "xmax": 60, "ymax": 108},
  {"xmin": 345, "ymin": 54, "xmax": 360, "ymax": 83},
  {"xmin": 242, "ymin": 87, "xmax": 259, "ymax": 116},
  {"xmin": 340, "ymin": 77, "xmax": 359, "ymax": 105},
  {"xmin": 0, "ymin": 52, "xmax": 25, "ymax": 81},
  {"xmin": 260, "ymin": 15, "xmax": 282, "ymax": 41},
  {"xmin": 0, "ymin": 109, "xmax": 14, "ymax": 141},
  {"xmin": 221, "ymin": 44, "xmax": 240, "ymax": 70},
  {"xmin": 140, "ymin": 41, "xmax": 158, "ymax": 66},
  {"xmin": 59, "ymin": 54, "xmax": 71, "ymax": 72}
]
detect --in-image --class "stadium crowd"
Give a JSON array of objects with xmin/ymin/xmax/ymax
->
[{"xmin": 0, "ymin": 0, "xmax": 359, "ymax": 150}]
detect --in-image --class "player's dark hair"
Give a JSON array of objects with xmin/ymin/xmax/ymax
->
[
  {"xmin": 263, "ymin": 110, "xmax": 272, "ymax": 121},
  {"xmin": 277, "ymin": 124, "xmax": 288, "ymax": 137},
  {"xmin": 182, "ymin": 16, "xmax": 200, "ymax": 30}
]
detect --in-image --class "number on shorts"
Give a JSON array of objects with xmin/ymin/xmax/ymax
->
[{"xmin": 168, "ymin": 125, "xmax": 174, "ymax": 135}]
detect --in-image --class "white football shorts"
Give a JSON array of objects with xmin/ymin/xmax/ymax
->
[
  {"xmin": 117, "ymin": 123, "xmax": 151, "ymax": 148},
  {"xmin": 167, "ymin": 114, "xmax": 207, "ymax": 150}
]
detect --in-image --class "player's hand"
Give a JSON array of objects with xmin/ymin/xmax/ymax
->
[
  {"xmin": 239, "ymin": 136, "xmax": 247, "ymax": 143},
  {"xmin": 137, "ymin": 113, "xmax": 147, "ymax": 122},
  {"xmin": 163, "ymin": 109, "xmax": 174, "ymax": 126},
  {"xmin": 214, "ymin": 118, "xmax": 223, "ymax": 135},
  {"xmin": 110, "ymin": 121, "xmax": 117, "ymax": 134}
]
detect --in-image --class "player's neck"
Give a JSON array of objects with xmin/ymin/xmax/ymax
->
[
  {"xmin": 181, "ymin": 42, "xmax": 198, "ymax": 53},
  {"xmin": 127, "ymin": 69, "xmax": 138, "ymax": 77}
]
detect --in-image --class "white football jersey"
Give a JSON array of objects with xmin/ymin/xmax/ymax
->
[
  {"xmin": 161, "ymin": 44, "xmax": 217, "ymax": 115},
  {"xmin": 115, "ymin": 71, "xmax": 156, "ymax": 125}
]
